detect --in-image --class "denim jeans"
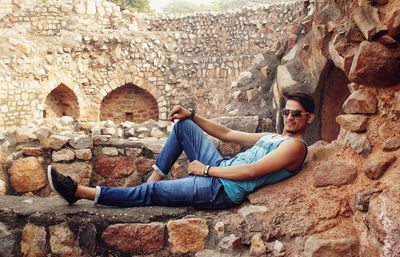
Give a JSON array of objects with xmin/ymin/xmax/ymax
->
[{"xmin": 96, "ymin": 119, "xmax": 236, "ymax": 209}]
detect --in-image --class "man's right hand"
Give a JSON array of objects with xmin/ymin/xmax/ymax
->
[{"xmin": 168, "ymin": 106, "xmax": 191, "ymax": 121}]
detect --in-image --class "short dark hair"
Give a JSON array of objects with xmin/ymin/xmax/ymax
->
[{"xmin": 283, "ymin": 92, "xmax": 315, "ymax": 113}]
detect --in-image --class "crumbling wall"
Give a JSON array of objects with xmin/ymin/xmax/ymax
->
[{"xmin": 0, "ymin": 0, "xmax": 306, "ymax": 129}]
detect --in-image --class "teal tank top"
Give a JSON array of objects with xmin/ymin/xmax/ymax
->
[{"xmin": 219, "ymin": 134, "xmax": 307, "ymax": 204}]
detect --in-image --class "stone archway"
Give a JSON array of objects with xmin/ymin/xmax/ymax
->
[
  {"xmin": 320, "ymin": 66, "xmax": 351, "ymax": 142},
  {"xmin": 100, "ymin": 83, "xmax": 159, "ymax": 124},
  {"xmin": 44, "ymin": 83, "xmax": 80, "ymax": 118}
]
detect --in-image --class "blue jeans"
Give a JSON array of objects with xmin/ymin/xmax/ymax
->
[{"xmin": 96, "ymin": 119, "xmax": 235, "ymax": 209}]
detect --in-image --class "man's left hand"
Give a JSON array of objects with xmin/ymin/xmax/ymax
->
[{"xmin": 188, "ymin": 160, "xmax": 206, "ymax": 176}]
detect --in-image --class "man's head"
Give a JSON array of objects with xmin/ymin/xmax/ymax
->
[{"xmin": 281, "ymin": 92, "xmax": 315, "ymax": 136}]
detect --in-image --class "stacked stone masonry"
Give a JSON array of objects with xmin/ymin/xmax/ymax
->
[{"xmin": 0, "ymin": 0, "xmax": 305, "ymax": 129}]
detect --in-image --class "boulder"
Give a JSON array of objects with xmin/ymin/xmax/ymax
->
[
  {"xmin": 364, "ymin": 154, "xmax": 396, "ymax": 180},
  {"xmin": 352, "ymin": 5, "xmax": 386, "ymax": 40},
  {"xmin": 218, "ymin": 234, "xmax": 243, "ymax": 251},
  {"xmin": 304, "ymin": 236, "xmax": 359, "ymax": 257},
  {"xmin": 101, "ymin": 147, "xmax": 119, "ymax": 156},
  {"xmin": 343, "ymin": 90, "xmax": 377, "ymax": 114},
  {"xmin": 336, "ymin": 114, "xmax": 368, "ymax": 132},
  {"xmin": 346, "ymin": 132, "xmax": 372, "ymax": 156},
  {"xmin": 238, "ymin": 205, "xmax": 270, "ymax": 232},
  {"xmin": 348, "ymin": 41, "xmax": 400, "ymax": 87},
  {"xmin": 102, "ymin": 223, "xmax": 164, "ymax": 254},
  {"xmin": 8, "ymin": 157, "xmax": 46, "ymax": 193},
  {"xmin": 313, "ymin": 163, "xmax": 358, "ymax": 187},
  {"xmin": 167, "ymin": 218, "xmax": 208, "ymax": 253},
  {"xmin": 382, "ymin": 138, "xmax": 400, "ymax": 152}
]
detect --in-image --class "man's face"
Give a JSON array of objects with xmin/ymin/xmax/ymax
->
[{"xmin": 282, "ymin": 100, "xmax": 312, "ymax": 134}]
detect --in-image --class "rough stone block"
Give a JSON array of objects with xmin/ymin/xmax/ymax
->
[
  {"xmin": 69, "ymin": 135, "xmax": 93, "ymax": 150},
  {"xmin": 250, "ymin": 233, "xmax": 266, "ymax": 256},
  {"xmin": 336, "ymin": 114, "xmax": 368, "ymax": 132},
  {"xmin": 313, "ymin": 163, "xmax": 357, "ymax": 187},
  {"xmin": 16, "ymin": 128, "xmax": 37, "ymax": 144},
  {"xmin": 346, "ymin": 132, "xmax": 372, "ymax": 156},
  {"xmin": 304, "ymin": 236, "xmax": 359, "ymax": 257},
  {"xmin": 49, "ymin": 222, "xmax": 80, "ymax": 256},
  {"xmin": 101, "ymin": 147, "xmax": 119, "ymax": 156},
  {"xmin": 364, "ymin": 154, "xmax": 396, "ymax": 180},
  {"xmin": 21, "ymin": 223, "xmax": 47, "ymax": 257},
  {"xmin": 382, "ymin": 138, "xmax": 400, "ymax": 152},
  {"xmin": 9, "ymin": 157, "xmax": 46, "ymax": 193},
  {"xmin": 93, "ymin": 156, "xmax": 134, "ymax": 178},
  {"xmin": 42, "ymin": 135, "xmax": 70, "ymax": 150},
  {"xmin": 218, "ymin": 234, "xmax": 243, "ymax": 251},
  {"xmin": 52, "ymin": 163, "xmax": 92, "ymax": 186},
  {"xmin": 343, "ymin": 90, "xmax": 377, "ymax": 114},
  {"xmin": 167, "ymin": 218, "xmax": 209, "ymax": 253},
  {"xmin": 75, "ymin": 149, "xmax": 92, "ymax": 160},
  {"xmin": 22, "ymin": 147, "xmax": 43, "ymax": 157},
  {"xmin": 352, "ymin": 5, "xmax": 386, "ymax": 40},
  {"xmin": 134, "ymin": 157, "xmax": 155, "ymax": 176},
  {"xmin": 238, "ymin": 205, "xmax": 270, "ymax": 232},
  {"xmin": 52, "ymin": 149, "xmax": 75, "ymax": 162},
  {"xmin": 102, "ymin": 223, "xmax": 164, "ymax": 254}
]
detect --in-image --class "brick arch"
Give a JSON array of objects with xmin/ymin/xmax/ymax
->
[
  {"xmin": 98, "ymin": 75, "xmax": 167, "ymax": 121},
  {"xmin": 40, "ymin": 75, "xmax": 85, "ymax": 119}
]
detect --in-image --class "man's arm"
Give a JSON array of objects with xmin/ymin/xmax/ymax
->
[
  {"xmin": 188, "ymin": 140, "xmax": 307, "ymax": 180},
  {"xmin": 168, "ymin": 106, "xmax": 271, "ymax": 148}
]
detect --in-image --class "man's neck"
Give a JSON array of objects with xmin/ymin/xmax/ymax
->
[{"xmin": 282, "ymin": 130, "xmax": 305, "ymax": 140}]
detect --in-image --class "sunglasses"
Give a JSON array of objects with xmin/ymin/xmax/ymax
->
[{"xmin": 281, "ymin": 108, "xmax": 310, "ymax": 118}]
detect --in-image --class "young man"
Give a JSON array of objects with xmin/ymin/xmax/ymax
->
[{"xmin": 48, "ymin": 92, "xmax": 315, "ymax": 209}]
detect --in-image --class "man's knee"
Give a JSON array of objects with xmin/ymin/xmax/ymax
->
[{"xmin": 174, "ymin": 118, "xmax": 196, "ymax": 132}]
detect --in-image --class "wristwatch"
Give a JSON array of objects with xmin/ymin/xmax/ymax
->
[{"xmin": 188, "ymin": 108, "xmax": 196, "ymax": 120}]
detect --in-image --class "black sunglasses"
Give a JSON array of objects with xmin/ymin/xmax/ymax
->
[{"xmin": 281, "ymin": 108, "xmax": 309, "ymax": 118}]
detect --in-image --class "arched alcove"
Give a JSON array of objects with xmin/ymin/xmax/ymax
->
[
  {"xmin": 44, "ymin": 83, "xmax": 79, "ymax": 118},
  {"xmin": 100, "ymin": 83, "xmax": 159, "ymax": 124},
  {"xmin": 320, "ymin": 66, "xmax": 351, "ymax": 142}
]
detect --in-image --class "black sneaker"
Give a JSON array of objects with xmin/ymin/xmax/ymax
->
[{"xmin": 47, "ymin": 165, "xmax": 78, "ymax": 204}]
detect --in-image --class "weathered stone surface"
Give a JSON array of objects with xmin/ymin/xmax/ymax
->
[
  {"xmin": 42, "ymin": 135, "xmax": 70, "ymax": 150},
  {"xmin": 49, "ymin": 222, "xmax": 80, "ymax": 256},
  {"xmin": 274, "ymin": 240, "xmax": 285, "ymax": 253},
  {"xmin": 348, "ymin": 41, "xmax": 400, "ymax": 87},
  {"xmin": 211, "ymin": 116, "xmax": 259, "ymax": 133},
  {"xmin": 16, "ymin": 128, "xmax": 37, "ymax": 144},
  {"xmin": 22, "ymin": 147, "xmax": 43, "ymax": 157},
  {"xmin": 383, "ymin": 138, "xmax": 400, "ymax": 152},
  {"xmin": 134, "ymin": 157, "xmax": 155, "ymax": 176},
  {"xmin": 196, "ymin": 250, "xmax": 231, "ymax": 257},
  {"xmin": 238, "ymin": 205, "xmax": 270, "ymax": 232},
  {"xmin": 313, "ymin": 163, "xmax": 358, "ymax": 187},
  {"xmin": 355, "ymin": 188, "xmax": 383, "ymax": 212},
  {"xmin": 336, "ymin": 114, "xmax": 368, "ymax": 132},
  {"xmin": 9, "ymin": 157, "xmax": 46, "ymax": 193},
  {"xmin": 394, "ymin": 92, "xmax": 400, "ymax": 112},
  {"xmin": 346, "ymin": 132, "xmax": 372, "ymax": 156},
  {"xmin": 167, "ymin": 218, "xmax": 209, "ymax": 253},
  {"xmin": 343, "ymin": 90, "xmax": 377, "ymax": 114},
  {"xmin": 364, "ymin": 154, "xmax": 396, "ymax": 180},
  {"xmin": 150, "ymin": 127, "xmax": 165, "ymax": 138},
  {"xmin": 102, "ymin": 223, "xmax": 164, "ymax": 254},
  {"xmin": 0, "ymin": 179, "xmax": 5, "ymax": 194},
  {"xmin": 237, "ymin": 71, "xmax": 252, "ymax": 85},
  {"xmin": 0, "ymin": 222, "xmax": 16, "ymax": 257},
  {"xmin": 77, "ymin": 223, "xmax": 96, "ymax": 256},
  {"xmin": 69, "ymin": 135, "xmax": 93, "ymax": 149},
  {"xmin": 21, "ymin": 223, "xmax": 47, "ymax": 257},
  {"xmin": 52, "ymin": 149, "xmax": 75, "ymax": 162},
  {"xmin": 352, "ymin": 5, "xmax": 386, "ymax": 40},
  {"xmin": 387, "ymin": 10, "xmax": 400, "ymax": 39},
  {"xmin": 93, "ymin": 156, "xmax": 134, "ymax": 178},
  {"xmin": 52, "ymin": 163, "xmax": 91, "ymax": 186},
  {"xmin": 101, "ymin": 146, "xmax": 118, "ymax": 156},
  {"xmin": 218, "ymin": 234, "xmax": 242, "ymax": 251},
  {"xmin": 250, "ymin": 233, "xmax": 266, "ymax": 257},
  {"xmin": 214, "ymin": 222, "xmax": 225, "ymax": 238},
  {"xmin": 304, "ymin": 236, "xmax": 359, "ymax": 257},
  {"xmin": 74, "ymin": 149, "xmax": 92, "ymax": 160}
]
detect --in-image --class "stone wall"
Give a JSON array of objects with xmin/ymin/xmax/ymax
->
[{"xmin": 0, "ymin": 0, "xmax": 306, "ymax": 130}]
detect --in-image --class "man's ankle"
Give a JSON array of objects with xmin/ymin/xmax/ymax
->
[{"xmin": 147, "ymin": 170, "xmax": 163, "ymax": 182}]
